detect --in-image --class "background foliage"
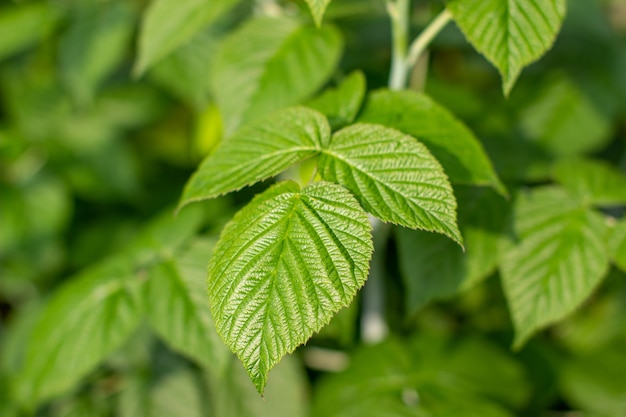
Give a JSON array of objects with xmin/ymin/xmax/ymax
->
[{"xmin": 1, "ymin": 0, "xmax": 626, "ymax": 415}]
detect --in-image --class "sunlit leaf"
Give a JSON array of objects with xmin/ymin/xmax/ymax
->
[
  {"xmin": 358, "ymin": 89, "xmax": 504, "ymax": 194},
  {"xmin": 447, "ymin": 0, "xmax": 566, "ymax": 95},
  {"xmin": 211, "ymin": 17, "xmax": 343, "ymax": 134},
  {"xmin": 307, "ymin": 71, "xmax": 366, "ymax": 130},
  {"xmin": 501, "ymin": 187, "xmax": 610, "ymax": 348},
  {"xmin": 179, "ymin": 107, "xmax": 330, "ymax": 209},
  {"xmin": 208, "ymin": 181, "xmax": 373, "ymax": 393},
  {"xmin": 319, "ymin": 123, "xmax": 462, "ymax": 244},
  {"xmin": 304, "ymin": 0, "xmax": 332, "ymax": 27}
]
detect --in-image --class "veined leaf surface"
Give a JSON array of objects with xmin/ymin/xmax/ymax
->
[
  {"xmin": 447, "ymin": 0, "xmax": 566, "ymax": 95},
  {"xmin": 501, "ymin": 187, "xmax": 610, "ymax": 348},
  {"xmin": 304, "ymin": 0, "xmax": 332, "ymax": 27},
  {"xmin": 319, "ymin": 123, "xmax": 462, "ymax": 244},
  {"xmin": 179, "ymin": 107, "xmax": 330, "ymax": 209},
  {"xmin": 358, "ymin": 89, "xmax": 504, "ymax": 194},
  {"xmin": 208, "ymin": 181, "xmax": 373, "ymax": 393},
  {"xmin": 211, "ymin": 17, "xmax": 342, "ymax": 134}
]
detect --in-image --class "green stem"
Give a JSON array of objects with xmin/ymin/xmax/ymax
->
[
  {"xmin": 406, "ymin": 9, "xmax": 452, "ymax": 69},
  {"xmin": 387, "ymin": 0, "xmax": 410, "ymax": 90}
]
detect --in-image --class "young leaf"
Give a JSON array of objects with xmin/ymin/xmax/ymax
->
[
  {"xmin": 304, "ymin": 0, "xmax": 332, "ymax": 27},
  {"xmin": 501, "ymin": 187, "xmax": 610, "ymax": 349},
  {"xmin": 319, "ymin": 123, "xmax": 462, "ymax": 244},
  {"xmin": 208, "ymin": 181, "xmax": 373, "ymax": 393},
  {"xmin": 145, "ymin": 240, "xmax": 230, "ymax": 375},
  {"xmin": 397, "ymin": 186, "xmax": 509, "ymax": 313},
  {"xmin": 552, "ymin": 158, "xmax": 626, "ymax": 207},
  {"xmin": 519, "ymin": 77, "xmax": 611, "ymax": 156},
  {"xmin": 211, "ymin": 17, "xmax": 343, "ymax": 134},
  {"xmin": 358, "ymin": 89, "xmax": 504, "ymax": 194},
  {"xmin": 179, "ymin": 107, "xmax": 330, "ymax": 209},
  {"xmin": 306, "ymin": 70, "xmax": 366, "ymax": 130},
  {"xmin": 16, "ymin": 258, "xmax": 144, "ymax": 404},
  {"xmin": 135, "ymin": 0, "xmax": 239, "ymax": 75},
  {"xmin": 446, "ymin": 0, "xmax": 566, "ymax": 95}
]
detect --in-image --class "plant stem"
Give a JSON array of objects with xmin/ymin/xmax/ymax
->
[
  {"xmin": 387, "ymin": 0, "xmax": 410, "ymax": 90},
  {"xmin": 406, "ymin": 9, "xmax": 452, "ymax": 69}
]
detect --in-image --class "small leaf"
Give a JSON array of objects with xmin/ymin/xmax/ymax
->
[
  {"xmin": 304, "ymin": 0, "xmax": 332, "ymax": 27},
  {"xmin": 519, "ymin": 77, "xmax": 611, "ymax": 156},
  {"xmin": 447, "ymin": 0, "xmax": 566, "ymax": 95},
  {"xmin": 179, "ymin": 107, "xmax": 330, "ymax": 209},
  {"xmin": 397, "ymin": 186, "xmax": 509, "ymax": 313},
  {"xmin": 501, "ymin": 187, "xmax": 610, "ymax": 349},
  {"xmin": 552, "ymin": 158, "xmax": 626, "ymax": 207},
  {"xmin": 608, "ymin": 219, "xmax": 626, "ymax": 274},
  {"xmin": 145, "ymin": 239, "xmax": 230, "ymax": 374},
  {"xmin": 319, "ymin": 123, "xmax": 462, "ymax": 244},
  {"xmin": 306, "ymin": 70, "xmax": 366, "ymax": 130},
  {"xmin": 208, "ymin": 181, "xmax": 373, "ymax": 393},
  {"xmin": 358, "ymin": 89, "xmax": 504, "ymax": 194},
  {"xmin": 135, "ymin": 0, "xmax": 239, "ymax": 75},
  {"xmin": 211, "ymin": 17, "xmax": 343, "ymax": 134}
]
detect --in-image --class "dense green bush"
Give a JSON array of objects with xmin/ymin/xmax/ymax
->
[{"xmin": 1, "ymin": 0, "xmax": 626, "ymax": 415}]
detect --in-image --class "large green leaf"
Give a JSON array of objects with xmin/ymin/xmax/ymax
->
[
  {"xmin": 501, "ymin": 187, "xmax": 610, "ymax": 348},
  {"xmin": 0, "ymin": 2, "xmax": 62, "ymax": 62},
  {"xmin": 208, "ymin": 181, "xmax": 373, "ymax": 393},
  {"xmin": 304, "ymin": 0, "xmax": 332, "ymax": 27},
  {"xmin": 312, "ymin": 335, "xmax": 526, "ymax": 417},
  {"xmin": 319, "ymin": 123, "xmax": 462, "ymax": 244},
  {"xmin": 145, "ymin": 240, "xmax": 230, "ymax": 375},
  {"xmin": 447, "ymin": 0, "xmax": 566, "ymax": 95},
  {"xmin": 358, "ymin": 89, "xmax": 504, "ymax": 194},
  {"xmin": 519, "ymin": 77, "xmax": 611, "ymax": 156},
  {"xmin": 16, "ymin": 258, "xmax": 144, "ymax": 404},
  {"xmin": 135, "ymin": 0, "xmax": 239, "ymax": 75},
  {"xmin": 397, "ymin": 186, "xmax": 509, "ymax": 313},
  {"xmin": 552, "ymin": 158, "xmax": 626, "ymax": 207},
  {"xmin": 179, "ymin": 107, "xmax": 330, "ymax": 209},
  {"xmin": 608, "ymin": 219, "xmax": 626, "ymax": 274},
  {"xmin": 306, "ymin": 71, "xmax": 366, "ymax": 130},
  {"xmin": 211, "ymin": 17, "xmax": 343, "ymax": 135}
]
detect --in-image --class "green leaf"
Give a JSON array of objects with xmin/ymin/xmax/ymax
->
[
  {"xmin": 304, "ymin": 0, "xmax": 332, "ymax": 27},
  {"xmin": 145, "ymin": 239, "xmax": 230, "ymax": 374},
  {"xmin": 135, "ymin": 0, "xmax": 239, "ymax": 75},
  {"xmin": 608, "ymin": 219, "xmax": 626, "ymax": 274},
  {"xmin": 552, "ymin": 159, "xmax": 626, "ymax": 207},
  {"xmin": 501, "ymin": 187, "xmax": 610, "ymax": 348},
  {"xmin": 208, "ymin": 181, "xmax": 373, "ymax": 393},
  {"xmin": 312, "ymin": 335, "xmax": 524, "ymax": 417},
  {"xmin": 307, "ymin": 71, "xmax": 366, "ymax": 130},
  {"xmin": 179, "ymin": 107, "xmax": 330, "ymax": 209},
  {"xmin": 16, "ymin": 258, "xmax": 144, "ymax": 404},
  {"xmin": 519, "ymin": 76, "xmax": 611, "ymax": 156},
  {"xmin": 358, "ymin": 89, "xmax": 504, "ymax": 194},
  {"xmin": 397, "ymin": 186, "xmax": 509, "ymax": 313},
  {"xmin": 0, "ymin": 2, "xmax": 63, "ymax": 62},
  {"xmin": 319, "ymin": 123, "xmax": 462, "ymax": 244},
  {"xmin": 59, "ymin": 1, "xmax": 135, "ymax": 105},
  {"xmin": 211, "ymin": 17, "xmax": 343, "ymax": 135},
  {"xmin": 447, "ymin": 0, "xmax": 566, "ymax": 95}
]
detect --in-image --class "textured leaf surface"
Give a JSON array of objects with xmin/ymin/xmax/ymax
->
[
  {"xmin": 211, "ymin": 17, "xmax": 343, "ymax": 134},
  {"xmin": 208, "ymin": 181, "xmax": 373, "ymax": 393},
  {"xmin": 501, "ymin": 187, "xmax": 610, "ymax": 348},
  {"xmin": 180, "ymin": 107, "xmax": 330, "ymax": 208},
  {"xmin": 319, "ymin": 123, "xmax": 461, "ymax": 244},
  {"xmin": 304, "ymin": 0, "xmax": 332, "ymax": 27},
  {"xmin": 608, "ymin": 219, "xmax": 626, "ymax": 274},
  {"xmin": 307, "ymin": 71, "xmax": 366, "ymax": 130},
  {"xmin": 313, "ymin": 335, "xmax": 525, "ymax": 417},
  {"xmin": 398, "ymin": 186, "xmax": 509, "ymax": 313},
  {"xmin": 447, "ymin": 0, "xmax": 566, "ymax": 94},
  {"xmin": 358, "ymin": 89, "xmax": 504, "ymax": 194},
  {"xmin": 135, "ymin": 0, "xmax": 238, "ymax": 74},
  {"xmin": 552, "ymin": 158, "xmax": 626, "ymax": 207},
  {"xmin": 145, "ymin": 240, "xmax": 229, "ymax": 374},
  {"xmin": 519, "ymin": 77, "xmax": 611, "ymax": 156}
]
